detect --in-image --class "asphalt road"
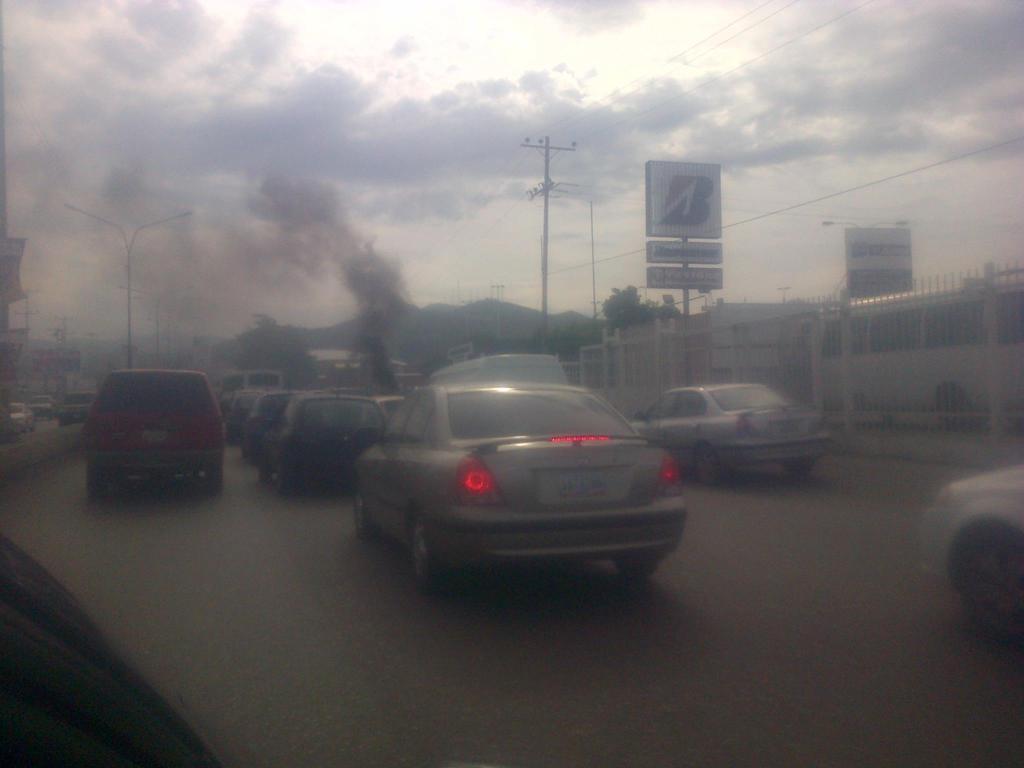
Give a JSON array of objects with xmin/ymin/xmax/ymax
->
[{"xmin": 2, "ymin": 451, "xmax": 1022, "ymax": 768}]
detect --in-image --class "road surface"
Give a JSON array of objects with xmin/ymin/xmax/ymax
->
[{"xmin": 1, "ymin": 451, "xmax": 1022, "ymax": 767}]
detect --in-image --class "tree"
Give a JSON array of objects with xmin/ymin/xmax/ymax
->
[
  {"xmin": 233, "ymin": 315, "xmax": 316, "ymax": 389},
  {"xmin": 602, "ymin": 286, "xmax": 680, "ymax": 331},
  {"xmin": 532, "ymin": 320, "xmax": 604, "ymax": 360}
]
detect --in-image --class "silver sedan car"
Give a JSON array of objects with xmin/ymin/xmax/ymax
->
[
  {"xmin": 632, "ymin": 383, "xmax": 829, "ymax": 483},
  {"xmin": 355, "ymin": 384, "xmax": 687, "ymax": 591},
  {"xmin": 920, "ymin": 464, "xmax": 1024, "ymax": 638}
]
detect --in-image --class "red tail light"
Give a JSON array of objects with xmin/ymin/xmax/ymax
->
[
  {"xmin": 658, "ymin": 452, "xmax": 683, "ymax": 497},
  {"xmin": 736, "ymin": 413, "xmax": 757, "ymax": 437},
  {"xmin": 548, "ymin": 435, "xmax": 610, "ymax": 443},
  {"xmin": 455, "ymin": 456, "xmax": 502, "ymax": 505}
]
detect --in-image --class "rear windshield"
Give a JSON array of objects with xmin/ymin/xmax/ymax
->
[
  {"xmin": 64, "ymin": 394, "xmax": 94, "ymax": 405},
  {"xmin": 255, "ymin": 394, "xmax": 291, "ymax": 417},
  {"xmin": 95, "ymin": 374, "xmax": 212, "ymax": 414},
  {"xmin": 448, "ymin": 390, "xmax": 633, "ymax": 439},
  {"xmin": 710, "ymin": 385, "xmax": 790, "ymax": 412},
  {"xmin": 299, "ymin": 399, "xmax": 384, "ymax": 431}
]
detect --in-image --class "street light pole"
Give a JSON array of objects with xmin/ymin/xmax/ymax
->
[{"xmin": 65, "ymin": 205, "xmax": 190, "ymax": 369}]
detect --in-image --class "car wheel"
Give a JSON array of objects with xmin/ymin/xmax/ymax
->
[
  {"xmin": 694, "ymin": 443, "xmax": 724, "ymax": 485},
  {"xmin": 410, "ymin": 517, "xmax": 441, "ymax": 593},
  {"xmin": 616, "ymin": 555, "xmax": 661, "ymax": 583},
  {"xmin": 957, "ymin": 533, "xmax": 1024, "ymax": 639},
  {"xmin": 783, "ymin": 457, "xmax": 816, "ymax": 479},
  {"xmin": 353, "ymin": 490, "xmax": 377, "ymax": 540}
]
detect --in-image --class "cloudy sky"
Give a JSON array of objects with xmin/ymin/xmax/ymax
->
[{"xmin": 6, "ymin": 0, "xmax": 1023, "ymax": 340}]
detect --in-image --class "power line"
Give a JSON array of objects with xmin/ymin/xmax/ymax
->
[
  {"xmin": 548, "ymin": 133, "xmax": 1024, "ymax": 276},
  {"xmin": 579, "ymin": 0, "xmax": 879, "ymax": 141},
  {"xmin": 721, "ymin": 133, "xmax": 1024, "ymax": 229},
  {"xmin": 543, "ymin": 0, "xmax": 787, "ymax": 136},
  {"xmin": 683, "ymin": 0, "xmax": 804, "ymax": 67},
  {"xmin": 669, "ymin": 0, "xmax": 781, "ymax": 62}
]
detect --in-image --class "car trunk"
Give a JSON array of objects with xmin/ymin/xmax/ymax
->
[
  {"xmin": 89, "ymin": 410, "xmax": 220, "ymax": 453},
  {"xmin": 471, "ymin": 437, "xmax": 663, "ymax": 512},
  {"xmin": 735, "ymin": 406, "xmax": 821, "ymax": 439}
]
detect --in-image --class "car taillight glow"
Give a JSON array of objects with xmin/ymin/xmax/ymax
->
[
  {"xmin": 456, "ymin": 456, "xmax": 501, "ymax": 504},
  {"xmin": 548, "ymin": 435, "xmax": 610, "ymax": 443},
  {"xmin": 658, "ymin": 452, "xmax": 683, "ymax": 496}
]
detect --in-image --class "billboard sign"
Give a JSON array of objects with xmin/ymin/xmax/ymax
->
[
  {"xmin": 645, "ymin": 161, "xmax": 721, "ymax": 239},
  {"xmin": 647, "ymin": 266, "xmax": 723, "ymax": 291},
  {"xmin": 845, "ymin": 227, "xmax": 912, "ymax": 298},
  {"xmin": 646, "ymin": 240, "xmax": 722, "ymax": 265}
]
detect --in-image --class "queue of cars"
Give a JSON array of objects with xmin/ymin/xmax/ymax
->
[{"xmin": 69, "ymin": 357, "xmax": 1024, "ymax": 633}]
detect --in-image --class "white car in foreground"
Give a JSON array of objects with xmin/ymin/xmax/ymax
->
[{"xmin": 921, "ymin": 464, "xmax": 1024, "ymax": 637}]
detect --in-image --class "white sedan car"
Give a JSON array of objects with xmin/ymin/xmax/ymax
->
[{"xmin": 921, "ymin": 464, "xmax": 1024, "ymax": 637}]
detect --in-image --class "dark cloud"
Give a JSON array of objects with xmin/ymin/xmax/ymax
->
[
  {"xmin": 249, "ymin": 176, "xmax": 338, "ymax": 232},
  {"xmin": 390, "ymin": 36, "xmax": 416, "ymax": 58},
  {"xmin": 102, "ymin": 165, "xmax": 148, "ymax": 208}
]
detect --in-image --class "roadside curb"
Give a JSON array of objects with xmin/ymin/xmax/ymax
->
[{"xmin": 0, "ymin": 425, "xmax": 83, "ymax": 490}]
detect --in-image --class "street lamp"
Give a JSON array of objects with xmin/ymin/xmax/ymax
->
[
  {"xmin": 65, "ymin": 204, "xmax": 191, "ymax": 369},
  {"xmin": 778, "ymin": 286, "xmax": 791, "ymax": 303}
]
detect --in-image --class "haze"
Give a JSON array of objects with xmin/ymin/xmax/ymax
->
[{"xmin": 6, "ymin": 0, "xmax": 1022, "ymax": 340}]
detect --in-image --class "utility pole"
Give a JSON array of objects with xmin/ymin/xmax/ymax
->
[
  {"xmin": 590, "ymin": 201, "xmax": 597, "ymax": 319},
  {"xmin": 522, "ymin": 135, "xmax": 575, "ymax": 350}
]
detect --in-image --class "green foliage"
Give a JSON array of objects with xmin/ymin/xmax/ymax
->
[
  {"xmin": 602, "ymin": 286, "xmax": 681, "ymax": 331},
  {"xmin": 233, "ymin": 315, "xmax": 316, "ymax": 388},
  {"xmin": 532, "ymin": 320, "xmax": 604, "ymax": 360}
]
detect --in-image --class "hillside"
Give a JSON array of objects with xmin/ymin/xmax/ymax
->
[{"xmin": 303, "ymin": 299, "xmax": 593, "ymax": 366}]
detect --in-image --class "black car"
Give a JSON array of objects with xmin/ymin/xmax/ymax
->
[
  {"xmin": 260, "ymin": 393, "xmax": 385, "ymax": 493},
  {"xmin": 241, "ymin": 391, "xmax": 293, "ymax": 463},
  {"xmin": 56, "ymin": 391, "xmax": 96, "ymax": 426},
  {"xmin": 223, "ymin": 389, "xmax": 264, "ymax": 444}
]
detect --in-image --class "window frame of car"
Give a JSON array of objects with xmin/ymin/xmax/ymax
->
[
  {"xmin": 649, "ymin": 391, "xmax": 679, "ymax": 420},
  {"xmin": 673, "ymin": 390, "xmax": 709, "ymax": 418},
  {"xmin": 399, "ymin": 390, "xmax": 435, "ymax": 446},
  {"xmin": 384, "ymin": 394, "xmax": 417, "ymax": 443}
]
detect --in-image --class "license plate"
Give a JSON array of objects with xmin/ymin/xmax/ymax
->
[
  {"xmin": 142, "ymin": 430, "xmax": 168, "ymax": 444},
  {"xmin": 557, "ymin": 471, "xmax": 608, "ymax": 499}
]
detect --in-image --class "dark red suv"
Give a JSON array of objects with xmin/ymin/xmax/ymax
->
[{"xmin": 84, "ymin": 370, "xmax": 225, "ymax": 498}]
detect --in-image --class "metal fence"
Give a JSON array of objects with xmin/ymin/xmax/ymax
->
[{"xmin": 576, "ymin": 261, "xmax": 1024, "ymax": 436}]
